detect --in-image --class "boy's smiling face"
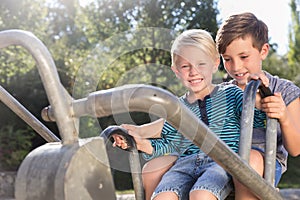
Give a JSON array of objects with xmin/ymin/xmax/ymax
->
[
  {"xmin": 171, "ymin": 45, "xmax": 219, "ymax": 98},
  {"xmin": 221, "ymin": 36, "xmax": 269, "ymax": 90}
]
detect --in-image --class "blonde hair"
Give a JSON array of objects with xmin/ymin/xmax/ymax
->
[{"xmin": 171, "ymin": 29, "xmax": 219, "ymax": 65}]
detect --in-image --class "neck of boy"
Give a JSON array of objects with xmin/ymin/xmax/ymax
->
[{"xmin": 187, "ymin": 84, "xmax": 216, "ymax": 102}]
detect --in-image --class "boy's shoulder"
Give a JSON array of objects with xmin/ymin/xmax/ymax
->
[
  {"xmin": 265, "ymin": 71, "xmax": 292, "ymax": 84},
  {"xmin": 264, "ymin": 71, "xmax": 299, "ymax": 91}
]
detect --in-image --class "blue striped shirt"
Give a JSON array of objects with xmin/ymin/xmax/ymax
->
[{"xmin": 143, "ymin": 83, "xmax": 266, "ymax": 160}]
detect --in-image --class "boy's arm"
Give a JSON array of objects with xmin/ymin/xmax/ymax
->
[
  {"xmin": 121, "ymin": 118, "xmax": 164, "ymax": 139},
  {"xmin": 113, "ymin": 130, "xmax": 179, "ymax": 160},
  {"xmin": 251, "ymin": 72, "xmax": 300, "ymax": 156},
  {"xmin": 261, "ymin": 95, "xmax": 300, "ymax": 156},
  {"xmin": 112, "ymin": 134, "xmax": 154, "ymax": 154},
  {"xmin": 112, "ymin": 118, "xmax": 164, "ymax": 154},
  {"xmin": 113, "ymin": 118, "xmax": 179, "ymax": 158}
]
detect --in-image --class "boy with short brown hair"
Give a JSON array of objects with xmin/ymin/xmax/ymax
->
[{"xmin": 216, "ymin": 12, "xmax": 300, "ymax": 199}]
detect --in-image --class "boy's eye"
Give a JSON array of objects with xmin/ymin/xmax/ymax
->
[
  {"xmin": 181, "ymin": 65, "xmax": 189, "ymax": 69},
  {"xmin": 196, "ymin": 63, "xmax": 207, "ymax": 68},
  {"xmin": 223, "ymin": 58, "xmax": 230, "ymax": 62},
  {"xmin": 240, "ymin": 55, "xmax": 248, "ymax": 59}
]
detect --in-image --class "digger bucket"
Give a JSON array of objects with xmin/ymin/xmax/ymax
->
[
  {"xmin": 0, "ymin": 30, "xmax": 116, "ymax": 200},
  {"xmin": 15, "ymin": 138, "xmax": 116, "ymax": 200}
]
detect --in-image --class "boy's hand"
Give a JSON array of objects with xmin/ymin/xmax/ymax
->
[
  {"xmin": 114, "ymin": 124, "xmax": 154, "ymax": 154},
  {"xmin": 249, "ymin": 72, "xmax": 269, "ymax": 88},
  {"xmin": 260, "ymin": 92, "xmax": 288, "ymax": 121},
  {"xmin": 112, "ymin": 134, "xmax": 129, "ymax": 150}
]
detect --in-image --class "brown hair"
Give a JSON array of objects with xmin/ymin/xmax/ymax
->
[{"xmin": 216, "ymin": 12, "xmax": 268, "ymax": 54}]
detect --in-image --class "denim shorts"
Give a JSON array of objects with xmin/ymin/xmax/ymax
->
[
  {"xmin": 274, "ymin": 159, "xmax": 282, "ymax": 186},
  {"xmin": 152, "ymin": 153, "xmax": 233, "ymax": 200}
]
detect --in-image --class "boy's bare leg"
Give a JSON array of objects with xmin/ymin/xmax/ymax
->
[
  {"xmin": 190, "ymin": 190, "xmax": 217, "ymax": 200},
  {"xmin": 234, "ymin": 149, "xmax": 264, "ymax": 200},
  {"xmin": 152, "ymin": 191, "xmax": 178, "ymax": 200},
  {"xmin": 142, "ymin": 155, "xmax": 177, "ymax": 200},
  {"xmin": 153, "ymin": 188, "xmax": 218, "ymax": 200}
]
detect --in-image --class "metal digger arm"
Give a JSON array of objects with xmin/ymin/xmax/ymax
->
[
  {"xmin": 0, "ymin": 29, "xmax": 77, "ymax": 145},
  {"xmin": 43, "ymin": 83, "xmax": 283, "ymax": 200},
  {"xmin": 0, "ymin": 30, "xmax": 116, "ymax": 200},
  {"xmin": 1, "ymin": 29, "xmax": 280, "ymax": 199}
]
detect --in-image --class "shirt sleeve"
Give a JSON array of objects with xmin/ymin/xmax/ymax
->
[
  {"xmin": 142, "ymin": 121, "xmax": 187, "ymax": 160},
  {"xmin": 267, "ymin": 71, "xmax": 300, "ymax": 105}
]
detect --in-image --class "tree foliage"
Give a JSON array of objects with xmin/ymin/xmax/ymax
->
[
  {"xmin": 0, "ymin": 0, "xmax": 220, "ymax": 170},
  {"xmin": 288, "ymin": 0, "xmax": 300, "ymax": 85},
  {"xmin": 0, "ymin": 1, "xmax": 298, "ymax": 190}
]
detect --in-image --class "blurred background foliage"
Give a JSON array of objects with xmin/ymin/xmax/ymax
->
[{"xmin": 0, "ymin": 0, "xmax": 299, "ymax": 190}]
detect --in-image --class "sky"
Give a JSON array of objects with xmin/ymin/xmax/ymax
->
[{"xmin": 217, "ymin": 0, "xmax": 292, "ymax": 55}]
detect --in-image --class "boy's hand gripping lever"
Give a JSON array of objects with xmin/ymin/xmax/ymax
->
[
  {"xmin": 100, "ymin": 126, "xmax": 145, "ymax": 200},
  {"xmin": 258, "ymin": 84, "xmax": 273, "ymax": 98},
  {"xmin": 100, "ymin": 126, "xmax": 136, "ymax": 151}
]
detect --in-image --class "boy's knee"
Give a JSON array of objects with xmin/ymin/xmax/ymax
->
[
  {"xmin": 190, "ymin": 190, "xmax": 217, "ymax": 200},
  {"xmin": 249, "ymin": 149, "xmax": 264, "ymax": 175}
]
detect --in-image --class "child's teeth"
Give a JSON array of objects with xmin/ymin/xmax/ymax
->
[{"xmin": 191, "ymin": 79, "xmax": 202, "ymax": 83}]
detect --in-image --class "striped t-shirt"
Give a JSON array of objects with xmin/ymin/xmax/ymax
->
[{"xmin": 143, "ymin": 83, "xmax": 266, "ymax": 160}]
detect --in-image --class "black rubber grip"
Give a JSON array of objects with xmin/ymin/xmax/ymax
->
[
  {"xmin": 258, "ymin": 85, "xmax": 273, "ymax": 98},
  {"xmin": 100, "ymin": 125, "xmax": 136, "ymax": 151}
]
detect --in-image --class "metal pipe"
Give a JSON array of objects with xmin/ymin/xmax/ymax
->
[
  {"xmin": 239, "ymin": 80, "xmax": 260, "ymax": 162},
  {"xmin": 0, "ymin": 85, "xmax": 60, "ymax": 142},
  {"xmin": 239, "ymin": 80, "xmax": 277, "ymax": 185},
  {"xmin": 264, "ymin": 117, "xmax": 277, "ymax": 185},
  {"xmin": 0, "ymin": 30, "xmax": 78, "ymax": 144},
  {"xmin": 42, "ymin": 84, "xmax": 282, "ymax": 199}
]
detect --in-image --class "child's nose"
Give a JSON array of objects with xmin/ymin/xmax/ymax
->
[
  {"xmin": 231, "ymin": 60, "xmax": 243, "ymax": 71},
  {"xmin": 190, "ymin": 65, "xmax": 200, "ymax": 75}
]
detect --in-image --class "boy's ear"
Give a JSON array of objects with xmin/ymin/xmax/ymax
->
[
  {"xmin": 260, "ymin": 43, "xmax": 269, "ymax": 60},
  {"xmin": 171, "ymin": 65, "xmax": 180, "ymax": 78},
  {"xmin": 213, "ymin": 58, "xmax": 220, "ymax": 73}
]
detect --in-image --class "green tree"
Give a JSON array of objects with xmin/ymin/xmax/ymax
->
[
  {"xmin": 0, "ymin": 125, "xmax": 33, "ymax": 170},
  {"xmin": 0, "ymin": 0, "xmax": 57, "ymax": 150},
  {"xmin": 73, "ymin": 0, "xmax": 219, "ymax": 96},
  {"xmin": 71, "ymin": 0, "xmax": 221, "ymax": 134},
  {"xmin": 0, "ymin": 0, "xmax": 220, "ymax": 171},
  {"xmin": 288, "ymin": 0, "xmax": 300, "ymax": 83}
]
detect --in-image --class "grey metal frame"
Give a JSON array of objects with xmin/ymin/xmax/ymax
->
[
  {"xmin": 239, "ymin": 80, "xmax": 277, "ymax": 185},
  {"xmin": 0, "ymin": 30, "xmax": 282, "ymax": 200},
  {"xmin": 0, "ymin": 30, "xmax": 77, "ymax": 145}
]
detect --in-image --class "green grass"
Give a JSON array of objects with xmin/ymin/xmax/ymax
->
[
  {"xmin": 278, "ymin": 156, "xmax": 300, "ymax": 188},
  {"xmin": 115, "ymin": 190, "xmax": 134, "ymax": 195}
]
